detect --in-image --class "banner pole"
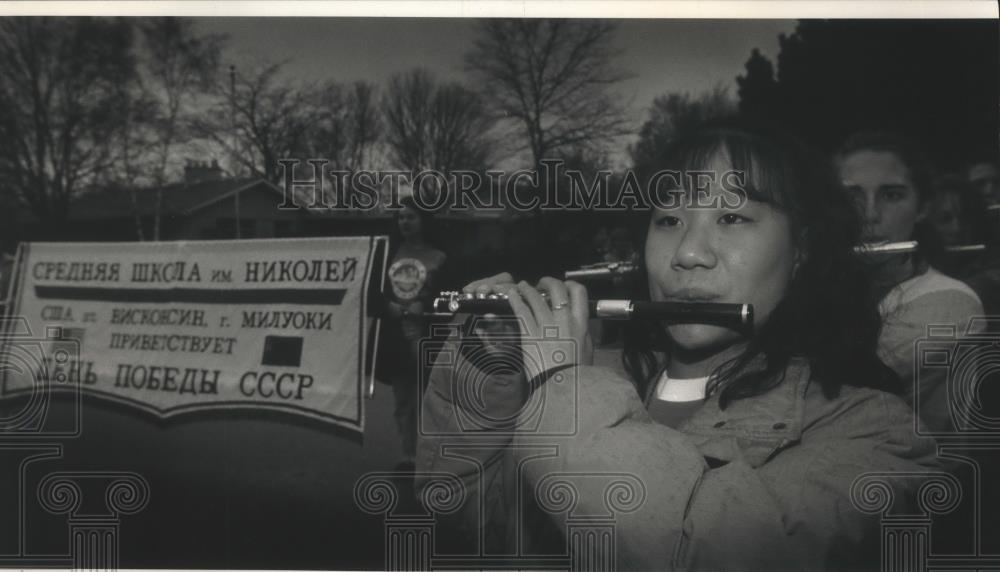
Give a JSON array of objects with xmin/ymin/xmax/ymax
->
[{"xmin": 365, "ymin": 236, "xmax": 390, "ymax": 400}]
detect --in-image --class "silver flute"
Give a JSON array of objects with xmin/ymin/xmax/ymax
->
[
  {"xmin": 566, "ymin": 239, "xmax": 992, "ymax": 282},
  {"xmin": 855, "ymin": 240, "xmax": 988, "ymax": 254},
  {"xmin": 564, "ymin": 261, "xmax": 637, "ymax": 280}
]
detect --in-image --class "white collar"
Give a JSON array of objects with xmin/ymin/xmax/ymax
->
[{"xmin": 654, "ymin": 371, "xmax": 709, "ymax": 402}]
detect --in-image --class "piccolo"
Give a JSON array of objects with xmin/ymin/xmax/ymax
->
[
  {"xmin": 855, "ymin": 241, "xmax": 988, "ymax": 254},
  {"xmin": 430, "ymin": 291, "xmax": 753, "ymax": 328}
]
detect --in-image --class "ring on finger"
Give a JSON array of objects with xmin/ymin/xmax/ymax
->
[{"xmin": 551, "ymin": 301, "xmax": 570, "ymax": 310}]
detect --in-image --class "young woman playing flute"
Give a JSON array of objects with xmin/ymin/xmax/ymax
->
[
  {"xmin": 836, "ymin": 132, "xmax": 985, "ymax": 433},
  {"xmin": 416, "ymin": 121, "xmax": 939, "ymax": 570}
]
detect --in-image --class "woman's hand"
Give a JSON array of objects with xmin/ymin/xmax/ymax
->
[
  {"xmin": 462, "ymin": 273, "xmax": 593, "ymax": 382},
  {"xmin": 462, "ymin": 272, "xmax": 521, "ymax": 353},
  {"xmin": 510, "ymin": 276, "xmax": 594, "ymax": 380}
]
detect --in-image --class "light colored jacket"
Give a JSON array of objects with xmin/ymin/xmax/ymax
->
[
  {"xmin": 417, "ymin": 342, "xmax": 940, "ymax": 571},
  {"xmin": 878, "ymin": 266, "xmax": 984, "ymax": 433}
]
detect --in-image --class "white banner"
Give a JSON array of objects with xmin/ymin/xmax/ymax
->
[{"xmin": 1, "ymin": 236, "xmax": 387, "ymax": 432}]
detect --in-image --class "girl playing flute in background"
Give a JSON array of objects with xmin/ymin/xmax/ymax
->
[{"xmin": 836, "ymin": 132, "xmax": 985, "ymax": 433}]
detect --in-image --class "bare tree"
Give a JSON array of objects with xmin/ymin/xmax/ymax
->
[
  {"xmin": 114, "ymin": 79, "xmax": 157, "ymax": 241},
  {"xmin": 0, "ymin": 18, "xmax": 136, "ymax": 228},
  {"xmin": 192, "ymin": 62, "xmax": 316, "ymax": 183},
  {"xmin": 382, "ymin": 69, "xmax": 434, "ymax": 172},
  {"xmin": 344, "ymin": 82, "xmax": 381, "ymax": 170},
  {"xmin": 311, "ymin": 80, "xmax": 381, "ymax": 172},
  {"xmin": 465, "ymin": 20, "xmax": 631, "ymax": 167},
  {"xmin": 137, "ymin": 18, "xmax": 223, "ymax": 240},
  {"xmin": 427, "ymin": 82, "xmax": 494, "ymax": 173},
  {"xmin": 630, "ymin": 86, "xmax": 736, "ymax": 177},
  {"xmin": 382, "ymin": 69, "xmax": 494, "ymax": 174},
  {"xmin": 111, "ymin": 18, "xmax": 223, "ymax": 241}
]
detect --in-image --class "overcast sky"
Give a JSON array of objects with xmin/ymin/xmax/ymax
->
[{"xmin": 195, "ymin": 18, "xmax": 796, "ymax": 167}]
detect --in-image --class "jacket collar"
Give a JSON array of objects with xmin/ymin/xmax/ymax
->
[{"xmin": 676, "ymin": 357, "xmax": 811, "ymax": 468}]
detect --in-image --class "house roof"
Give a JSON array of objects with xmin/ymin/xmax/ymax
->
[{"xmin": 68, "ymin": 178, "xmax": 284, "ymax": 221}]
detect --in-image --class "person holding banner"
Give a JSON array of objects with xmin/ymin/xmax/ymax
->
[
  {"xmin": 835, "ymin": 132, "xmax": 985, "ymax": 432},
  {"xmin": 381, "ymin": 197, "xmax": 447, "ymax": 472},
  {"xmin": 416, "ymin": 121, "xmax": 939, "ymax": 569}
]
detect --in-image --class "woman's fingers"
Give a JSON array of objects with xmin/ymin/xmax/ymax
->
[
  {"xmin": 505, "ymin": 283, "xmax": 534, "ymax": 335},
  {"xmin": 566, "ymin": 280, "xmax": 594, "ymax": 366},
  {"xmin": 564, "ymin": 280, "xmax": 590, "ymax": 331},
  {"xmin": 462, "ymin": 272, "xmax": 514, "ymax": 295},
  {"xmin": 536, "ymin": 277, "xmax": 574, "ymax": 334},
  {"xmin": 465, "ymin": 273, "xmax": 518, "ymax": 345},
  {"xmin": 459, "ymin": 275, "xmax": 591, "ymax": 375},
  {"xmin": 536, "ymin": 276, "xmax": 574, "ymax": 319},
  {"xmin": 518, "ymin": 281, "xmax": 551, "ymax": 336}
]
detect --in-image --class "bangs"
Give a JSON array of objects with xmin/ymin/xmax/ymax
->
[{"xmin": 660, "ymin": 130, "xmax": 797, "ymax": 211}]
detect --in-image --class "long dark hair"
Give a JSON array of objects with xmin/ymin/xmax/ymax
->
[{"xmin": 624, "ymin": 119, "xmax": 899, "ymax": 408}]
